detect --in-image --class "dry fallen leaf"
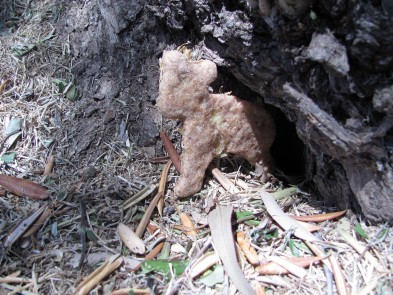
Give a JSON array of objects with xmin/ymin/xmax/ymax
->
[
  {"xmin": 290, "ymin": 210, "xmax": 346, "ymax": 222},
  {"xmin": 267, "ymin": 256, "xmax": 308, "ymax": 278},
  {"xmin": 256, "ymin": 256, "xmax": 323, "ymax": 275},
  {"xmin": 0, "ymin": 79, "xmax": 11, "ymax": 95},
  {"xmin": 208, "ymin": 206, "xmax": 254, "ymax": 295},
  {"xmin": 189, "ymin": 252, "xmax": 219, "ymax": 279},
  {"xmin": 294, "ymin": 220, "xmax": 321, "ymax": 232},
  {"xmin": 176, "ymin": 206, "xmax": 198, "ymax": 237},
  {"xmin": 261, "ymin": 191, "xmax": 318, "ymax": 242},
  {"xmin": 74, "ymin": 254, "xmax": 123, "ymax": 295},
  {"xmin": 157, "ymin": 160, "xmax": 172, "ymax": 216},
  {"xmin": 135, "ymin": 191, "xmax": 164, "ymax": 238},
  {"xmin": 22, "ymin": 206, "xmax": 52, "ymax": 238},
  {"xmin": 117, "ymin": 223, "xmax": 145, "ymax": 255},
  {"xmin": 44, "ymin": 155, "xmax": 55, "ymax": 176},
  {"xmin": 329, "ymin": 255, "xmax": 349, "ymax": 295},
  {"xmin": 237, "ymin": 231, "xmax": 260, "ymax": 266},
  {"xmin": 0, "ymin": 174, "xmax": 49, "ymax": 200},
  {"xmin": 4, "ymin": 205, "xmax": 48, "ymax": 248},
  {"xmin": 160, "ymin": 131, "xmax": 181, "ymax": 172},
  {"xmin": 110, "ymin": 288, "xmax": 150, "ymax": 295}
]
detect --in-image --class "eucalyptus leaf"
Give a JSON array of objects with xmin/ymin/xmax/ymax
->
[
  {"xmin": 289, "ymin": 239, "xmax": 300, "ymax": 257},
  {"xmin": 355, "ymin": 223, "xmax": 367, "ymax": 239},
  {"xmin": 235, "ymin": 211, "xmax": 254, "ymax": 220},
  {"xmin": 39, "ymin": 29, "xmax": 56, "ymax": 44},
  {"xmin": 86, "ymin": 229, "xmax": 99, "ymax": 243},
  {"xmin": 5, "ymin": 132, "xmax": 22, "ymax": 149},
  {"xmin": 1, "ymin": 152, "xmax": 16, "ymax": 163},
  {"xmin": 57, "ymin": 191, "xmax": 68, "ymax": 201},
  {"xmin": 11, "ymin": 44, "xmax": 36, "ymax": 58},
  {"xmin": 52, "ymin": 78, "xmax": 68, "ymax": 93},
  {"xmin": 42, "ymin": 138, "xmax": 54, "ymax": 148},
  {"xmin": 199, "ymin": 264, "xmax": 224, "ymax": 287},
  {"xmin": 65, "ymin": 83, "xmax": 79, "ymax": 101},
  {"xmin": 4, "ymin": 117, "xmax": 22, "ymax": 137},
  {"xmin": 141, "ymin": 260, "xmax": 188, "ymax": 278}
]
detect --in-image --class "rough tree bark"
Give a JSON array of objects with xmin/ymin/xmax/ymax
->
[{"xmin": 64, "ymin": 0, "xmax": 393, "ymax": 223}]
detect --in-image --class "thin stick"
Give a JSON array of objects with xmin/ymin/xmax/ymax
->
[{"xmin": 135, "ymin": 192, "xmax": 164, "ymax": 238}]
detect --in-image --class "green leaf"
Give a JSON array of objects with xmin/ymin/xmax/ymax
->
[
  {"xmin": 235, "ymin": 211, "xmax": 254, "ymax": 219},
  {"xmin": 57, "ymin": 191, "xmax": 68, "ymax": 201},
  {"xmin": 289, "ymin": 239, "xmax": 300, "ymax": 257},
  {"xmin": 52, "ymin": 78, "xmax": 68, "ymax": 93},
  {"xmin": 310, "ymin": 10, "xmax": 318, "ymax": 21},
  {"xmin": 141, "ymin": 260, "xmax": 188, "ymax": 278},
  {"xmin": 355, "ymin": 223, "xmax": 367, "ymax": 239},
  {"xmin": 263, "ymin": 228, "xmax": 279, "ymax": 240},
  {"xmin": 86, "ymin": 229, "xmax": 99, "ymax": 242},
  {"xmin": 291, "ymin": 241, "xmax": 313, "ymax": 255},
  {"xmin": 38, "ymin": 29, "xmax": 56, "ymax": 44},
  {"xmin": 52, "ymin": 79, "xmax": 79, "ymax": 101},
  {"xmin": 199, "ymin": 264, "xmax": 224, "ymax": 287},
  {"xmin": 52, "ymin": 78, "xmax": 67, "ymax": 85},
  {"xmin": 11, "ymin": 44, "xmax": 37, "ymax": 58},
  {"xmin": 115, "ymin": 99, "xmax": 128, "ymax": 106},
  {"xmin": 44, "ymin": 176, "xmax": 56, "ymax": 185},
  {"xmin": 1, "ymin": 152, "xmax": 16, "ymax": 163},
  {"xmin": 270, "ymin": 187, "xmax": 298, "ymax": 200},
  {"xmin": 65, "ymin": 83, "xmax": 79, "ymax": 101},
  {"xmin": 245, "ymin": 220, "xmax": 260, "ymax": 226},
  {"xmin": 42, "ymin": 138, "xmax": 54, "ymax": 148},
  {"xmin": 374, "ymin": 224, "xmax": 389, "ymax": 243},
  {"xmin": 235, "ymin": 210, "xmax": 259, "ymax": 225}
]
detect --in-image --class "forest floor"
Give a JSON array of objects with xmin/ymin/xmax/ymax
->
[{"xmin": 0, "ymin": 1, "xmax": 392, "ymax": 294}]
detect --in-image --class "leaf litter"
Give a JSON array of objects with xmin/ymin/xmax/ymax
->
[{"xmin": 0, "ymin": 1, "xmax": 392, "ymax": 295}]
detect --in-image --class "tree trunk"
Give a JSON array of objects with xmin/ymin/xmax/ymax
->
[{"xmin": 64, "ymin": 0, "xmax": 393, "ymax": 223}]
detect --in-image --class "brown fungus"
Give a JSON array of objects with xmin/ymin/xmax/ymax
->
[{"xmin": 157, "ymin": 50, "xmax": 276, "ymax": 197}]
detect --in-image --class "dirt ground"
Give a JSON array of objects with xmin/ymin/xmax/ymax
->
[{"xmin": 0, "ymin": 1, "xmax": 392, "ymax": 294}]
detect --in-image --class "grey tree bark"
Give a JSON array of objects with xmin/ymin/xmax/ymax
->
[{"xmin": 65, "ymin": 0, "xmax": 393, "ymax": 223}]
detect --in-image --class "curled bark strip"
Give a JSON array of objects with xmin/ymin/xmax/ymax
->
[
  {"xmin": 0, "ymin": 174, "xmax": 49, "ymax": 200},
  {"xmin": 160, "ymin": 131, "xmax": 181, "ymax": 173}
]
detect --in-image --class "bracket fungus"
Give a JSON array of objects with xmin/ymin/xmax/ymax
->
[{"xmin": 157, "ymin": 50, "xmax": 276, "ymax": 197}]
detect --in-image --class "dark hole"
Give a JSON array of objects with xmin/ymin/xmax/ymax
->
[
  {"xmin": 270, "ymin": 109, "xmax": 306, "ymax": 183},
  {"xmin": 212, "ymin": 68, "xmax": 306, "ymax": 183}
]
